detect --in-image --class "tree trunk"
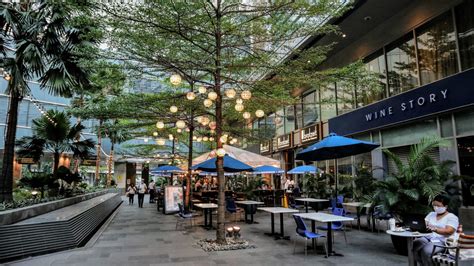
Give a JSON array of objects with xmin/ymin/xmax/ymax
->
[
  {"xmin": 185, "ymin": 113, "xmax": 194, "ymax": 212},
  {"xmin": 73, "ymin": 117, "xmax": 82, "ymax": 173},
  {"xmin": 107, "ymin": 143, "xmax": 114, "ymax": 187},
  {"xmin": 214, "ymin": 0, "xmax": 226, "ymax": 244},
  {"xmin": 0, "ymin": 91, "xmax": 21, "ymax": 202},
  {"xmin": 95, "ymin": 119, "xmax": 103, "ymax": 186},
  {"xmin": 53, "ymin": 151, "xmax": 60, "ymax": 182}
]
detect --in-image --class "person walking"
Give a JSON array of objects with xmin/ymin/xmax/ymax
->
[
  {"xmin": 126, "ymin": 184, "xmax": 136, "ymax": 205},
  {"xmin": 148, "ymin": 180, "xmax": 156, "ymax": 203},
  {"xmin": 137, "ymin": 179, "xmax": 147, "ymax": 208}
]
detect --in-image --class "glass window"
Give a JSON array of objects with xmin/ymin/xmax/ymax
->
[
  {"xmin": 0, "ymin": 97, "xmax": 8, "ymax": 123},
  {"xmin": 417, "ymin": 12, "xmax": 458, "ymax": 85},
  {"xmin": 18, "ymin": 102, "xmax": 29, "ymax": 127},
  {"xmin": 382, "ymin": 119, "xmax": 437, "ymax": 147},
  {"xmin": 302, "ymin": 90, "xmax": 319, "ymax": 126},
  {"xmin": 295, "ymin": 103, "xmax": 303, "ymax": 130},
  {"xmin": 320, "ymin": 84, "xmax": 337, "ymax": 120},
  {"xmin": 359, "ymin": 52, "xmax": 387, "ymax": 107},
  {"xmin": 456, "ymin": 0, "xmax": 474, "ymax": 70},
  {"xmin": 455, "ymin": 108, "xmax": 474, "ymax": 136},
  {"xmin": 275, "ymin": 109, "xmax": 284, "ymax": 136},
  {"xmin": 336, "ymin": 81, "xmax": 355, "ymax": 114},
  {"xmin": 386, "ymin": 34, "xmax": 418, "ymax": 96},
  {"xmin": 439, "ymin": 115, "xmax": 453, "ymax": 138},
  {"xmin": 265, "ymin": 113, "xmax": 276, "ymax": 139},
  {"xmin": 284, "ymin": 105, "xmax": 295, "ymax": 134}
]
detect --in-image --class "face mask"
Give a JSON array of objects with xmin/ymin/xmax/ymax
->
[{"xmin": 434, "ymin": 206, "xmax": 447, "ymax": 214}]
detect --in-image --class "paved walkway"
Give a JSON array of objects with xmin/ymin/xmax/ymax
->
[{"xmin": 7, "ymin": 196, "xmax": 406, "ymax": 266}]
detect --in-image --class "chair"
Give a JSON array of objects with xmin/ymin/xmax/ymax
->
[
  {"xmin": 431, "ymin": 234, "xmax": 474, "ymax": 266},
  {"xmin": 226, "ymin": 198, "xmax": 242, "ymax": 223},
  {"xmin": 289, "ymin": 196, "xmax": 302, "ymax": 210},
  {"xmin": 175, "ymin": 203, "xmax": 194, "ymax": 230},
  {"xmin": 292, "ymin": 215, "xmax": 328, "ymax": 257},
  {"xmin": 371, "ymin": 205, "xmax": 393, "ymax": 233},
  {"xmin": 317, "ymin": 207, "xmax": 348, "ymax": 244}
]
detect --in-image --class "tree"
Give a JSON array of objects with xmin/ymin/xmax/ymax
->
[
  {"xmin": 103, "ymin": 0, "xmax": 350, "ymax": 243},
  {"xmin": 16, "ymin": 110, "xmax": 95, "ymax": 178},
  {"xmin": 0, "ymin": 1, "xmax": 97, "ymax": 201},
  {"xmin": 102, "ymin": 121, "xmax": 131, "ymax": 187}
]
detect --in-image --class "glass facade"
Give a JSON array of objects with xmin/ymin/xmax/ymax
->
[
  {"xmin": 416, "ymin": 12, "xmax": 458, "ymax": 85},
  {"xmin": 456, "ymin": 0, "xmax": 474, "ymax": 70},
  {"xmin": 320, "ymin": 83, "xmax": 337, "ymax": 121},
  {"xmin": 386, "ymin": 34, "xmax": 418, "ymax": 95},
  {"xmin": 336, "ymin": 82, "xmax": 355, "ymax": 114},
  {"xmin": 302, "ymin": 90, "xmax": 319, "ymax": 126},
  {"xmin": 359, "ymin": 52, "xmax": 386, "ymax": 107}
]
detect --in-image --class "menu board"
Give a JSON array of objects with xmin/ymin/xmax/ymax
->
[{"xmin": 164, "ymin": 186, "xmax": 183, "ymax": 214}]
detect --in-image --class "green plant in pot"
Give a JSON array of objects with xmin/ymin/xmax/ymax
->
[
  {"xmin": 303, "ymin": 173, "xmax": 331, "ymax": 210},
  {"xmin": 372, "ymin": 137, "xmax": 453, "ymax": 255}
]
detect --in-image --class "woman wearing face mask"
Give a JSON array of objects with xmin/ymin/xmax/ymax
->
[{"xmin": 412, "ymin": 194, "xmax": 459, "ymax": 266}]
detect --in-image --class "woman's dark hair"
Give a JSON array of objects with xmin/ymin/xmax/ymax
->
[{"xmin": 433, "ymin": 194, "xmax": 451, "ymax": 206}]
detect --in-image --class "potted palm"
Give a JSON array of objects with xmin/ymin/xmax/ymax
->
[
  {"xmin": 303, "ymin": 173, "xmax": 331, "ymax": 210},
  {"xmin": 372, "ymin": 137, "xmax": 453, "ymax": 255}
]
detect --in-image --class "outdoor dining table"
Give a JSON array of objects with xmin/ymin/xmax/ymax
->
[
  {"xmin": 342, "ymin": 202, "xmax": 371, "ymax": 229},
  {"xmin": 235, "ymin": 200, "xmax": 264, "ymax": 224},
  {"xmin": 386, "ymin": 230, "xmax": 431, "ymax": 266},
  {"xmin": 295, "ymin": 212, "xmax": 354, "ymax": 257},
  {"xmin": 295, "ymin": 198, "xmax": 328, "ymax": 213},
  {"xmin": 194, "ymin": 203, "xmax": 218, "ymax": 229},
  {"xmin": 258, "ymin": 207, "xmax": 299, "ymax": 240}
]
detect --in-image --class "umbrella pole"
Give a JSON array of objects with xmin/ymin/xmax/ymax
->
[{"xmin": 334, "ymin": 159, "xmax": 338, "ymax": 198}]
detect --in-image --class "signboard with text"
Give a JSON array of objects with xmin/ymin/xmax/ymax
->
[
  {"xmin": 300, "ymin": 124, "xmax": 320, "ymax": 143},
  {"xmin": 329, "ymin": 69, "xmax": 474, "ymax": 136}
]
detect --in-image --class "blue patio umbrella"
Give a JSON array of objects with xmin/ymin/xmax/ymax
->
[
  {"xmin": 150, "ymin": 165, "xmax": 185, "ymax": 174},
  {"xmin": 287, "ymin": 165, "xmax": 318, "ymax": 174},
  {"xmin": 252, "ymin": 165, "xmax": 285, "ymax": 174},
  {"xmin": 295, "ymin": 133, "xmax": 379, "ymax": 195},
  {"xmin": 191, "ymin": 155, "xmax": 253, "ymax": 173}
]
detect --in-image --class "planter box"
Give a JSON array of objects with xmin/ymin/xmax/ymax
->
[{"xmin": 0, "ymin": 190, "xmax": 107, "ymax": 225}]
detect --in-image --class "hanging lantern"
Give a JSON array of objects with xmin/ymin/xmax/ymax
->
[
  {"xmin": 168, "ymin": 134, "xmax": 174, "ymax": 140},
  {"xmin": 210, "ymin": 129, "xmax": 215, "ymax": 134},
  {"xmin": 225, "ymin": 88, "xmax": 236, "ymax": 98},
  {"xmin": 208, "ymin": 91, "xmax": 218, "ymax": 100},
  {"xmin": 209, "ymin": 137, "xmax": 215, "ymax": 142},
  {"xmin": 170, "ymin": 74, "xmax": 182, "ymax": 86},
  {"xmin": 176, "ymin": 120, "xmax": 186, "ymax": 129},
  {"xmin": 255, "ymin": 109, "xmax": 265, "ymax": 118},
  {"xmin": 216, "ymin": 148, "xmax": 226, "ymax": 157},
  {"xmin": 243, "ymin": 112, "xmax": 251, "ymax": 119},
  {"xmin": 241, "ymin": 90, "xmax": 252, "ymax": 100},
  {"xmin": 170, "ymin": 105, "xmax": 178, "ymax": 113},
  {"xmin": 220, "ymin": 135, "xmax": 228, "ymax": 143},
  {"xmin": 234, "ymin": 103, "xmax": 244, "ymax": 112},
  {"xmin": 201, "ymin": 116, "xmax": 210, "ymax": 126},
  {"xmin": 186, "ymin": 91, "xmax": 196, "ymax": 100},
  {"xmin": 193, "ymin": 136, "xmax": 197, "ymax": 140},
  {"xmin": 204, "ymin": 99, "xmax": 213, "ymax": 108},
  {"xmin": 177, "ymin": 128, "xmax": 182, "ymax": 133},
  {"xmin": 209, "ymin": 121, "xmax": 217, "ymax": 130},
  {"xmin": 197, "ymin": 137, "xmax": 203, "ymax": 142},
  {"xmin": 156, "ymin": 121, "xmax": 165, "ymax": 129},
  {"xmin": 186, "ymin": 127, "xmax": 190, "ymax": 132},
  {"xmin": 152, "ymin": 131, "xmax": 158, "ymax": 137},
  {"xmin": 198, "ymin": 86, "xmax": 207, "ymax": 94},
  {"xmin": 236, "ymin": 98, "xmax": 243, "ymax": 104},
  {"xmin": 156, "ymin": 138, "xmax": 166, "ymax": 145},
  {"xmin": 203, "ymin": 136, "xmax": 209, "ymax": 142}
]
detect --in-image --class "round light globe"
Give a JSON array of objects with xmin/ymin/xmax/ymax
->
[
  {"xmin": 236, "ymin": 98, "xmax": 243, "ymax": 104},
  {"xmin": 170, "ymin": 74, "xmax": 182, "ymax": 86},
  {"xmin": 235, "ymin": 103, "xmax": 244, "ymax": 112},
  {"xmin": 241, "ymin": 90, "xmax": 252, "ymax": 100},
  {"xmin": 255, "ymin": 109, "xmax": 265, "ymax": 118},
  {"xmin": 198, "ymin": 86, "xmax": 207, "ymax": 94},
  {"xmin": 204, "ymin": 99, "xmax": 213, "ymax": 108},
  {"xmin": 216, "ymin": 148, "xmax": 226, "ymax": 157},
  {"xmin": 152, "ymin": 131, "xmax": 158, "ymax": 137},
  {"xmin": 225, "ymin": 88, "xmax": 236, "ymax": 98},
  {"xmin": 186, "ymin": 91, "xmax": 196, "ymax": 100},
  {"xmin": 176, "ymin": 120, "xmax": 186, "ymax": 129},
  {"xmin": 156, "ymin": 121, "xmax": 165, "ymax": 129},
  {"xmin": 243, "ymin": 112, "xmax": 251, "ymax": 119},
  {"xmin": 208, "ymin": 91, "xmax": 218, "ymax": 101},
  {"xmin": 170, "ymin": 106, "xmax": 178, "ymax": 113}
]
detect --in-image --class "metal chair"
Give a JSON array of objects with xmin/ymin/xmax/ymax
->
[
  {"xmin": 371, "ymin": 205, "xmax": 392, "ymax": 233},
  {"xmin": 317, "ymin": 207, "xmax": 348, "ymax": 245},
  {"xmin": 175, "ymin": 203, "xmax": 194, "ymax": 230},
  {"xmin": 431, "ymin": 233, "xmax": 474, "ymax": 266},
  {"xmin": 293, "ymin": 215, "xmax": 328, "ymax": 257}
]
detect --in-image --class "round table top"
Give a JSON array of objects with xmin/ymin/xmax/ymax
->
[{"xmin": 386, "ymin": 230, "xmax": 431, "ymax": 238}]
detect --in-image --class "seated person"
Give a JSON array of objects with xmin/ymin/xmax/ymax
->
[
  {"xmin": 194, "ymin": 179, "xmax": 202, "ymax": 191},
  {"xmin": 412, "ymin": 194, "xmax": 459, "ymax": 266}
]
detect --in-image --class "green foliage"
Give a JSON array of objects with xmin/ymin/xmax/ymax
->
[
  {"xmin": 373, "ymin": 137, "xmax": 453, "ymax": 218},
  {"xmin": 303, "ymin": 173, "xmax": 332, "ymax": 199},
  {"xmin": 353, "ymin": 164, "xmax": 377, "ymax": 201},
  {"xmin": 243, "ymin": 177, "xmax": 266, "ymax": 200},
  {"xmin": 56, "ymin": 166, "xmax": 82, "ymax": 186}
]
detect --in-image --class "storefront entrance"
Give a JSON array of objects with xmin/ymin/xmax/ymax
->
[{"xmin": 457, "ymin": 136, "xmax": 474, "ymax": 206}]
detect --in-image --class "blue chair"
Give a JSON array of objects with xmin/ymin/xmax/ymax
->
[
  {"xmin": 289, "ymin": 196, "xmax": 302, "ymax": 210},
  {"xmin": 371, "ymin": 205, "xmax": 393, "ymax": 233},
  {"xmin": 293, "ymin": 215, "xmax": 328, "ymax": 257},
  {"xmin": 226, "ymin": 198, "xmax": 242, "ymax": 222},
  {"xmin": 317, "ymin": 207, "xmax": 347, "ymax": 244},
  {"xmin": 176, "ymin": 203, "xmax": 194, "ymax": 230}
]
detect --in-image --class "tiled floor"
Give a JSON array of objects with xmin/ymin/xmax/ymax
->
[{"xmin": 7, "ymin": 196, "xmax": 407, "ymax": 266}]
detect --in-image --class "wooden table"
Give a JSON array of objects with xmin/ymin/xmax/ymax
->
[
  {"xmin": 295, "ymin": 198, "xmax": 329, "ymax": 212},
  {"xmin": 258, "ymin": 207, "xmax": 299, "ymax": 240},
  {"xmin": 235, "ymin": 201, "xmax": 264, "ymax": 224},
  {"xmin": 194, "ymin": 203, "xmax": 218, "ymax": 229},
  {"xmin": 295, "ymin": 212, "xmax": 354, "ymax": 256},
  {"xmin": 386, "ymin": 230, "xmax": 431, "ymax": 266},
  {"xmin": 342, "ymin": 202, "xmax": 371, "ymax": 229}
]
